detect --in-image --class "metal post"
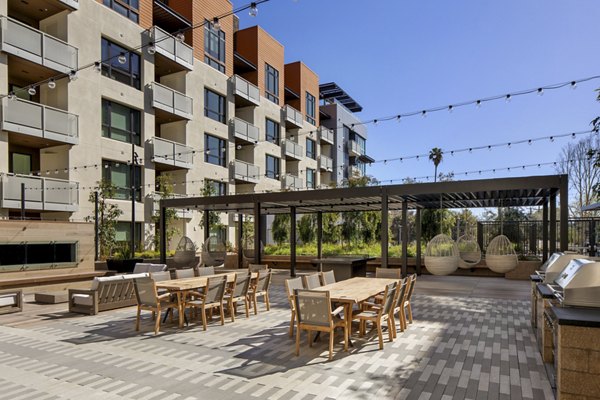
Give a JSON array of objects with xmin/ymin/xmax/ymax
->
[
  {"xmin": 381, "ymin": 191, "xmax": 389, "ymax": 268},
  {"xmin": 254, "ymin": 202, "xmax": 261, "ymax": 264},
  {"xmin": 94, "ymin": 191, "xmax": 99, "ymax": 261},
  {"xmin": 415, "ymin": 208, "xmax": 422, "ymax": 275},
  {"xmin": 590, "ymin": 219, "xmax": 597, "ymax": 257},
  {"xmin": 130, "ymin": 144, "xmax": 136, "ymax": 258},
  {"xmin": 542, "ymin": 199, "xmax": 548, "ymax": 261},
  {"xmin": 559, "ymin": 176, "xmax": 569, "ymax": 252},
  {"xmin": 204, "ymin": 209, "xmax": 210, "ymax": 241},
  {"xmin": 401, "ymin": 200, "xmax": 408, "ymax": 277},
  {"xmin": 159, "ymin": 204, "xmax": 167, "ymax": 264},
  {"xmin": 317, "ymin": 212, "xmax": 323, "ymax": 268},
  {"xmin": 550, "ymin": 193, "xmax": 557, "ymax": 254},
  {"xmin": 477, "ymin": 221, "xmax": 484, "ymax": 255},
  {"xmin": 237, "ymin": 213, "xmax": 243, "ymax": 268},
  {"xmin": 20, "ymin": 182, "xmax": 25, "ymax": 220},
  {"xmin": 290, "ymin": 207, "xmax": 297, "ymax": 277}
]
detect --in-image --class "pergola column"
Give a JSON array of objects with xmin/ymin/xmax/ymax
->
[
  {"xmin": 401, "ymin": 200, "xmax": 408, "ymax": 277},
  {"xmin": 559, "ymin": 176, "xmax": 569, "ymax": 251},
  {"xmin": 290, "ymin": 206, "xmax": 297, "ymax": 277},
  {"xmin": 203, "ymin": 209, "xmax": 210, "ymax": 241},
  {"xmin": 550, "ymin": 192, "xmax": 557, "ymax": 254},
  {"xmin": 381, "ymin": 191, "xmax": 389, "ymax": 268},
  {"xmin": 237, "ymin": 213, "xmax": 243, "ymax": 268},
  {"xmin": 317, "ymin": 212, "xmax": 323, "ymax": 269},
  {"xmin": 254, "ymin": 202, "xmax": 261, "ymax": 264},
  {"xmin": 542, "ymin": 198, "xmax": 548, "ymax": 261},
  {"xmin": 159, "ymin": 204, "xmax": 167, "ymax": 264},
  {"xmin": 415, "ymin": 208, "xmax": 422, "ymax": 275}
]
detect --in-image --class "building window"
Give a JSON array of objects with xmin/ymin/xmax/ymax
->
[
  {"xmin": 205, "ymin": 179, "xmax": 227, "ymax": 196},
  {"xmin": 205, "ymin": 134, "xmax": 226, "ymax": 167},
  {"xmin": 115, "ymin": 222, "xmax": 142, "ymax": 252},
  {"xmin": 0, "ymin": 242, "xmax": 77, "ymax": 269},
  {"xmin": 102, "ymin": 159, "xmax": 142, "ymax": 201},
  {"xmin": 102, "ymin": 0, "xmax": 139, "ymax": 23},
  {"xmin": 306, "ymin": 168, "xmax": 315, "ymax": 189},
  {"xmin": 102, "ymin": 99, "xmax": 141, "ymax": 145},
  {"xmin": 101, "ymin": 38, "xmax": 141, "ymax": 89},
  {"xmin": 306, "ymin": 138, "xmax": 316, "ymax": 159},
  {"xmin": 204, "ymin": 20, "xmax": 226, "ymax": 73},
  {"xmin": 265, "ymin": 63, "xmax": 279, "ymax": 104},
  {"xmin": 266, "ymin": 118, "xmax": 280, "ymax": 145},
  {"xmin": 306, "ymin": 92, "xmax": 316, "ymax": 125},
  {"xmin": 265, "ymin": 155, "xmax": 280, "ymax": 179},
  {"xmin": 204, "ymin": 89, "xmax": 226, "ymax": 124},
  {"xmin": 10, "ymin": 153, "xmax": 32, "ymax": 175}
]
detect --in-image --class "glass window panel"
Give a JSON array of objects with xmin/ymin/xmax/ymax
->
[{"xmin": 11, "ymin": 153, "xmax": 32, "ymax": 175}]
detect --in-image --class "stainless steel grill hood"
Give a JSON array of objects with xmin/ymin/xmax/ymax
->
[
  {"xmin": 539, "ymin": 253, "xmax": 589, "ymax": 283},
  {"xmin": 551, "ymin": 259, "xmax": 600, "ymax": 308}
]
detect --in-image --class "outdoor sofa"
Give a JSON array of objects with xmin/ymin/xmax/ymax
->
[{"xmin": 0, "ymin": 289, "xmax": 23, "ymax": 314}]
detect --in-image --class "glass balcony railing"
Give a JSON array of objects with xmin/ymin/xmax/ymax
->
[
  {"xmin": 231, "ymin": 117, "xmax": 259, "ymax": 144},
  {"xmin": 0, "ymin": 16, "xmax": 78, "ymax": 74},
  {"xmin": 282, "ymin": 140, "xmax": 303, "ymax": 160},
  {"xmin": 231, "ymin": 75, "xmax": 260, "ymax": 106},
  {"xmin": 148, "ymin": 26, "xmax": 193, "ymax": 70},
  {"xmin": 282, "ymin": 174, "xmax": 303, "ymax": 190},
  {"xmin": 348, "ymin": 140, "xmax": 364, "ymax": 157},
  {"xmin": 231, "ymin": 160, "xmax": 260, "ymax": 184},
  {"xmin": 1, "ymin": 97, "xmax": 78, "ymax": 145},
  {"xmin": 151, "ymin": 82, "xmax": 193, "ymax": 120},
  {"xmin": 318, "ymin": 126, "xmax": 334, "ymax": 144},
  {"xmin": 284, "ymin": 104, "xmax": 303, "ymax": 128},
  {"xmin": 319, "ymin": 155, "xmax": 333, "ymax": 172},
  {"xmin": 152, "ymin": 137, "xmax": 193, "ymax": 169},
  {"xmin": 0, "ymin": 173, "xmax": 79, "ymax": 212}
]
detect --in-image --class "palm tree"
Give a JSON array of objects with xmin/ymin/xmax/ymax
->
[{"xmin": 429, "ymin": 147, "xmax": 443, "ymax": 182}]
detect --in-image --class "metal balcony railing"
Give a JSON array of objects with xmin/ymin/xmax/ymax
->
[
  {"xmin": 151, "ymin": 82, "xmax": 193, "ymax": 120},
  {"xmin": 231, "ymin": 117, "xmax": 259, "ymax": 144},
  {"xmin": 282, "ymin": 140, "xmax": 303, "ymax": 160},
  {"xmin": 152, "ymin": 137, "xmax": 194, "ymax": 169},
  {"xmin": 148, "ymin": 26, "xmax": 194, "ymax": 70},
  {"xmin": 0, "ymin": 173, "xmax": 79, "ymax": 212},
  {"xmin": 318, "ymin": 126, "xmax": 334, "ymax": 144},
  {"xmin": 231, "ymin": 160, "xmax": 260, "ymax": 184},
  {"xmin": 1, "ymin": 97, "xmax": 78, "ymax": 144},
  {"xmin": 0, "ymin": 16, "xmax": 78, "ymax": 74},
  {"xmin": 284, "ymin": 104, "xmax": 303, "ymax": 128},
  {"xmin": 282, "ymin": 174, "xmax": 303, "ymax": 190},
  {"xmin": 319, "ymin": 155, "xmax": 333, "ymax": 172},
  {"xmin": 231, "ymin": 75, "xmax": 260, "ymax": 106}
]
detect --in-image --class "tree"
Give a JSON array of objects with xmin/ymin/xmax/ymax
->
[
  {"xmin": 421, "ymin": 208, "xmax": 456, "ymax": 242},
  {"xmin": 151, "ymin": 174, "xmax": 180, "ymax": 250},
  {"xmin": 86, "ymin": 180, "xmax": 123, "ymax": 259},
  {"xmin": 272, "ymin": 214, "xmax": 290, "ymax": 245},
  {"xmin": 200, "ymin": 181, "xmax": 225, "ymax": 236},
  {"xmin": 555, "ymin": 134, "xmax": 600, "ymax": 216},
  {"xmin": 429, "ymin": 148, "xmax": 443, "ymax": 182},
  {"xmin": 298, "ymin": 214, "xmax": 316, "ymax": 243},
  {"xmin": 322, "ymin": 212, "xmax": 341, "ymax": 243},
  {"xmin": 340, "ymin": 175, "xmax": 382, "ymax": 246}
]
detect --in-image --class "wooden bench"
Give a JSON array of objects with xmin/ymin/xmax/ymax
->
[
  {"xmin": 68, "ymin": 273, "xmax": 148, "ymax": 315},
  {"xmin": 0, "ymin": 289, "xmax": 23, "ymax": 314},
  {"xmin": 0, "ymin": 271, "xmax": 108, "ymax": 290}
]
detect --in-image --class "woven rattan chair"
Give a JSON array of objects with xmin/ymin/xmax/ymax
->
[
  {"xmin": 404, "ymin": 274, "xmax": 417, "ymax": 325},
  {"xmin": 248, "ymin": 270, "xmax": 271, "ymax": 314},
  {"xmin": 302, "ymin": 273, "xmax": 322, "ymax": 290},
  {"xmin": 285, "ymin": 277, "xmax": 304, "ymax": 337},
  {"xmin": 224, "ymin": 272, "xmax": 251, "ymax": 321},
  {"xmin": 185, "ymin": 276, "xmax": 227, "ymax": 330},
  {"xmin": 352, "ymin": 281, "xmax": 398, "ymax": 350},
  {"xmin": 319, "ymin": 270, "xmax": 336, "ymax": 286},
  {"xmin": 294, "ymin": 289, "xmax": 347, "ymax": 360},
  {"xmin": 133, "ymin": 277, "xmax": 178, "ymax": 335},
  {"xmin": 375, "ymin": 268, "xmax": 402, "ymax": 279},
  {"xmin": 197, "ymin": 266, "xmax": 215, "ymax": 276}
]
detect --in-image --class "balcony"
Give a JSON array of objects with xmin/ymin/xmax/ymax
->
[
  {"xmin": 319, "ymin": 155, "xmax": 333, "ymax": 172},
  {"xmin": 282, "ymin": 140, "xmax": 303, "ymax": 161},
  {"xmin": 282, "ymin": 174, "xmax": 303, "ymax": 190},
  {"xmin": 0, "ymin": 173, "xmax": 78, "ymax": 212},
  {"xmin": 1, "ymin": 98, "xmax": 78, "ymax": 146},
  {"xmin": 283, "ymin": 105, "xmax": 303, "ymax": 129},
  {"xmin": 349, "ymin": 165, "xmax": 362, "ymax": 177},
  {"xmin": 148, "ymin": 26, "xmax": 193, "ymax": 72},
  {"xmin": 151, "ymin": 137, "xmax": 193, "ymax": 170},
  {"xmin": 0, "ymin": 16, "xmax": 78, "ymax": 74},
  {"xmin": 348, "ymin": 140, "xmax": 364, "ymax": 157},
  {"xmin": 151, "ymin": 192, "xmax": 194, "ymax": 219},
  {"xmin": 150, "ymin": 82, "xmax": 193, "ymax": 122},
  {"xmin": 231, "ymin": 117, "xmax": 259, "ymax": 144},
  {"xmin": 319, "ymin": 126, "xmax": 334, "ymax": 145},
  {"xmin": 56, "ymin": 0, "xmax": 79, "ymax": 9},
  {"xmin": 231, "ymin": 160, "xmax": 260, "ymax": 184},
  {"xmin": 231, "ymin": 75, "xmax": 260, "ymax": 107}
]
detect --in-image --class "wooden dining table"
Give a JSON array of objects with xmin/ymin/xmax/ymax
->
[
  {"xmin": 156, "ymin": 272, "xmax": 257, "ymax": 328},
  {"xmin": 314, "ymin": 277, "xmax": 399, "ymax": 345}
]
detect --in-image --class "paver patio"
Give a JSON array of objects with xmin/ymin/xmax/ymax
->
[{"xmin": 0, "ymin": 273, "xmax": 553, "ymax": 400}]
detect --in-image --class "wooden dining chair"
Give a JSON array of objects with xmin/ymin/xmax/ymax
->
[
  {"xmin": 302, "ymin": 273, "xmax": 322, "ymax": 289},
  {"xmin": 175, "ymin": 268, "xmax": 196, "ymax": 279},
  {"xmin": 185, "ymin": 276, "xmax": 227, "ymax": 330},
  {"xmin": 352, "ymin": 281, "xmax": 398, "ymax": 350},
  {"xmin": 375, "ymin": 268, "xmax": 402, "ymax": 279},
  {"xmin": 248, "ymin": 270, "xmax": 272, "ymax": 314},
  {"xmin": 404, "ymin": 274, "xmax": 417, "ymax": 325},
  {"xmin": 285, "ymin": 277, "xmax": 304, "ymax": 337},
  {"xmin": 224, "ymin": 272, "xmax": 251, "ymax": 321},
  {"xmin": 248, "ymin": 263, "xmax": 269, "ymax": 272},
  {"xmin": 294, "ymin": 289, "xmax": 347, "ymax": 360},
  {"xmin": 197, "ymin": 266, "xmax": 215, "ymax": 276},
  {"xmin": 319, "ymin": 270, "xmax": 336, "ymax": 286},
  {"xmin": 390, "ymin": 277, "xmax": 409, "ymax": 337},
  {"xmin": 133, "ymin": 277, "xmax": 178, "ymax": 335}
]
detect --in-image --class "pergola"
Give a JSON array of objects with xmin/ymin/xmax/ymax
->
[{"xmin": 159, "ymin": 174, "xmax": 569, "ymax": 276}]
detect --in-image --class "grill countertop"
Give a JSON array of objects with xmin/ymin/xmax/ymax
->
[{"xmin": 550, "ymin": 306, "xmax": 600, "ymax": 328}]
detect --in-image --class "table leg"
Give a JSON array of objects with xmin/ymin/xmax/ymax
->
[
  {"xmin": 177, "ymin": 292, "xmax": 184, "ymax": 328},
  {"xmin": 345, "ymin": 302, "xmax": 353, "ymax": 349}
]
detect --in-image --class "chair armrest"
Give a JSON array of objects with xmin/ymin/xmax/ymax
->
[
  {"xmin": 331, "ymin": 306, "xmax": 345, "ymax": 316},
  {"xmin": 157, "ymin": 293, "xmax": 171, "ymax": 301},
  {"xmin": 68, "ymin": 288, "xmax": 95, "ymax": 296},
  {"xmin": 188, "ymin": 291, "xmax": 205, "ymax": 298}
]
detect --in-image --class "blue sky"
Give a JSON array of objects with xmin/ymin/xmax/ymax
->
[{"xmin": 233, "ymin": 0, "xmax": 600, "ymax": 184}]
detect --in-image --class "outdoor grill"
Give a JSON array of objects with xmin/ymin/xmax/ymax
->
[
  {"xmin": 547, "ymin": 259, "xmax": 600, "ymax": 308},
  {"xmin": 536, "ymin": 252, "xmax": 589, "ymax": 284}
]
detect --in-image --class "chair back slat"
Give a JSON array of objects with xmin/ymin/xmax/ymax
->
[
  {"xmin": 197, "ymin": 266, "xmax": 215, "ymax": 276},
  {"xmin": 285, "ymin": 277, "xmax": 303, "ymax": 298},
  {"xmin": 295, "ymin": 289, "xmax": 331, "ymax": 327},
  {"xmin": 406, "ymin": 274, "xmax": 417, "ymax": 300},
  {"xmin": 248, "ymin": 263, "xmax": 269, "ymax": 272},
  {"xmin": 394, "ymin": 278, "xmax": 408, "ymax": 308},
  {"xmin": 134, "ymin": 277, "xmax": 157, "ymax": 306},
  {"xmin": 232, "ymin": 273, "xmax": 251, "ymax": 297},
  {"xmin": 382, "ymin": 281, "xmax": 398, "ymax": 314},
  {"xmin": 302, "ymin": 273, "xmax": 322, "ymax": 289},
  {"xmin": 256, "ymin": 270, "xmax": 271, "ymax": 292},
  {"xmin": 175, "ymin": 268, "xmax": 195, "ymax": 279},
  {"xmin": 375, "ymin": 268, "xmax": 402, "ymax": 279},
  {"xmin": 205, "ymin": 276, "xmax": 227, "ymax": 303},
  {"xmin": 320, "ymin": 270, "xmax": 336, "ymax": 285}
]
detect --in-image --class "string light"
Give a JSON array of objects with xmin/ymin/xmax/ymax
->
[
  {"xmin": 27, "ymin": 87, "xmax": 36, "ymax": 96},
  {"xmin": 147, "ymin": 43, "xmax": 156, "ymax": 55},
  {"xmin": 212, "ymin": 17, "xmax": 221, "ymax": 31},
  {"xmin": 249, "ymin": 2, "xmax": 258, "ymax": 16},
  {"xmin": 48, "ymin": 79, "xmax": 56, "ymax": 89},
  {"xmin": 117, "ymin": 52, "xmax": 127, "ymax": 64}
]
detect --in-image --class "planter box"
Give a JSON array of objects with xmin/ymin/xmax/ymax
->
[{"xmin": 105, "ymin": 258, "xmax": 143, "ymax": 274}]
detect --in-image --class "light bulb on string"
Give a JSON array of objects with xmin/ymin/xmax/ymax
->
[
  {"xmin": 373, "ymin": 119, "xmax": 378, "ymax": 126},
  {"xmin": 528, "ymin": 139, "xmax": 532, "ymax": 145},
  {"xmin": 421, "ymin": 110, "xmax": 427, "ymax": 118},
  {"xmin": 448, "ymin": 105, "xmax": 453, "ymax": 113},
  {"xmin": 147, "ymin": 43, "xmax": 156, "ymax": 55},
  {"xmin": 212, "ymin": 17, "xmax": 221, "ymax": 31},
  {"xmin": 550, "ymin": 136, "xmax": 555, "ymax": 142},
  {"xmin": 396, "ymin": 115, "xmax": 401, "ymax": 123},
  {"xmin": 94, "ymin": 62, "xmax": 102, "ymax": 72},
  {"xmin": 571, "ymin": 81, "xmax": 577, "ymax": 90},
  {"xmin": 249, "ymin": 2, "xmax": 258, "ymax": 16},
  {"xmin": 476, "ymin": 100, "xmax": 482, "ymax": 108},
  {"xmin": 7, "ymin": 91, "xmax": 15, "ymax": 100},
  {"xmin": 537, "ymin": 88, "xmax": 544, "ymax": 96},
  {"xmin": 118, "ymin": 52, "xmax": 127, "ymax": 65},
  {"xmin": 68, "ymin": 70, "xmax": 78, "ymax": 81},
  {"xmin": 48, "ymin": 79, "xmax": 56, "ymax": 89},
  {"xmin": 176, "ymin": 32, "xmax": 185, "ymax": 42},
  {"xmin": 28, "ymin": 87, "xmax": 37, "ymax": 96},
  {"xmin": 505, "ymin": 94, "xmax": 511, "ymax": 103}
]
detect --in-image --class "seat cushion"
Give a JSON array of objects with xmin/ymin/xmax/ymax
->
[
  {"xmin": 72, "ymin": 294, "xmax": 93, "ymax": 306},
  {"xmin": 0, "ymin": 295, "xmax": 17, "ymax": 307}
]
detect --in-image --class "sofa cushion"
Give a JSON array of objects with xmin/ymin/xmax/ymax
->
[
  {"xmin": 127, "ymin": 273, "xmax": 150, "ymax": 280},
  {"xmin": 0, "ymin": 295, "xmax": 17, "ymax": 307},
  {"xmin": 133, "ymin": 263, "xmax": 167, "ymax": 274},
  {"xmin": 71, "ymin": 294, "xmax": 93, "ymax": 306}
]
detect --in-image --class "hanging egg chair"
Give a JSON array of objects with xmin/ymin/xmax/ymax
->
[
  {"xmin": 202, "ymin": 235, "xmax": 227, "ymax": 267},
  {"xmin": 457, "ymin": 234, "xmax": 482, "ymax": 269},
  {"xmin": 424, "ymin": 233, "xmax": 459, "ymax": 275},
  {"xmin": 485, "ymin": 234, "xmax": 518, "ymax": 273},
  {"xmin": 173, "ymin": 236, "xmax": 198, "ymax": 269}
]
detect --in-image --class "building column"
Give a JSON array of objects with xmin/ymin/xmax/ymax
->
[
  {"xmin": 290, "ymin": 207, "xmax": 297, "ymax": 277},
  {"xmin": 381, "ymin": 191, "xmax": 389, "ymax": 268}
]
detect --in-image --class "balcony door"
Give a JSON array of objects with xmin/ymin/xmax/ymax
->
[{"xmin": 10, "ymin": 152, "xmax": 32, "ymax": 175}]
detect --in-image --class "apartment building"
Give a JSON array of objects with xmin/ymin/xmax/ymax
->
[{"xmin": 0, "ymin": 0, "xmax": 369, "ymax": 251}]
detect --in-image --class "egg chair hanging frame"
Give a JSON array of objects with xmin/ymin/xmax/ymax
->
[
  {"xmin": 202, "ymin": 235, "xmax": 227, "ymax": 267},
  {"xmin": 457, "ymin": 233, "xmax": 482, "ymax": 269},
  {"xmin": 485, "ymin": 202, "xmax": 518, "ymax": 273},
  {"xmin": 424, "ymin": 194, "xmax": 459, "ymax": 276}
]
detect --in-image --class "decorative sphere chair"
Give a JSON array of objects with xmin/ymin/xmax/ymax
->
[
  {"xmin": 202, "ymin": 236, "xmax": 227, "ymax": 267},
  {"xmin": 457, "ymin": 234, "xmax": 482, "ymax": 269},
  {"xmin": 485, "ymin": 234, "xmax": 518, "ymax": 273},
  {"xmin": 173, "ymin": 236, "xmax": 198, "ymax": 269},
  {"xmin": 424, "ymin": 234, "xmax": 459, "ymax": 275}
]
